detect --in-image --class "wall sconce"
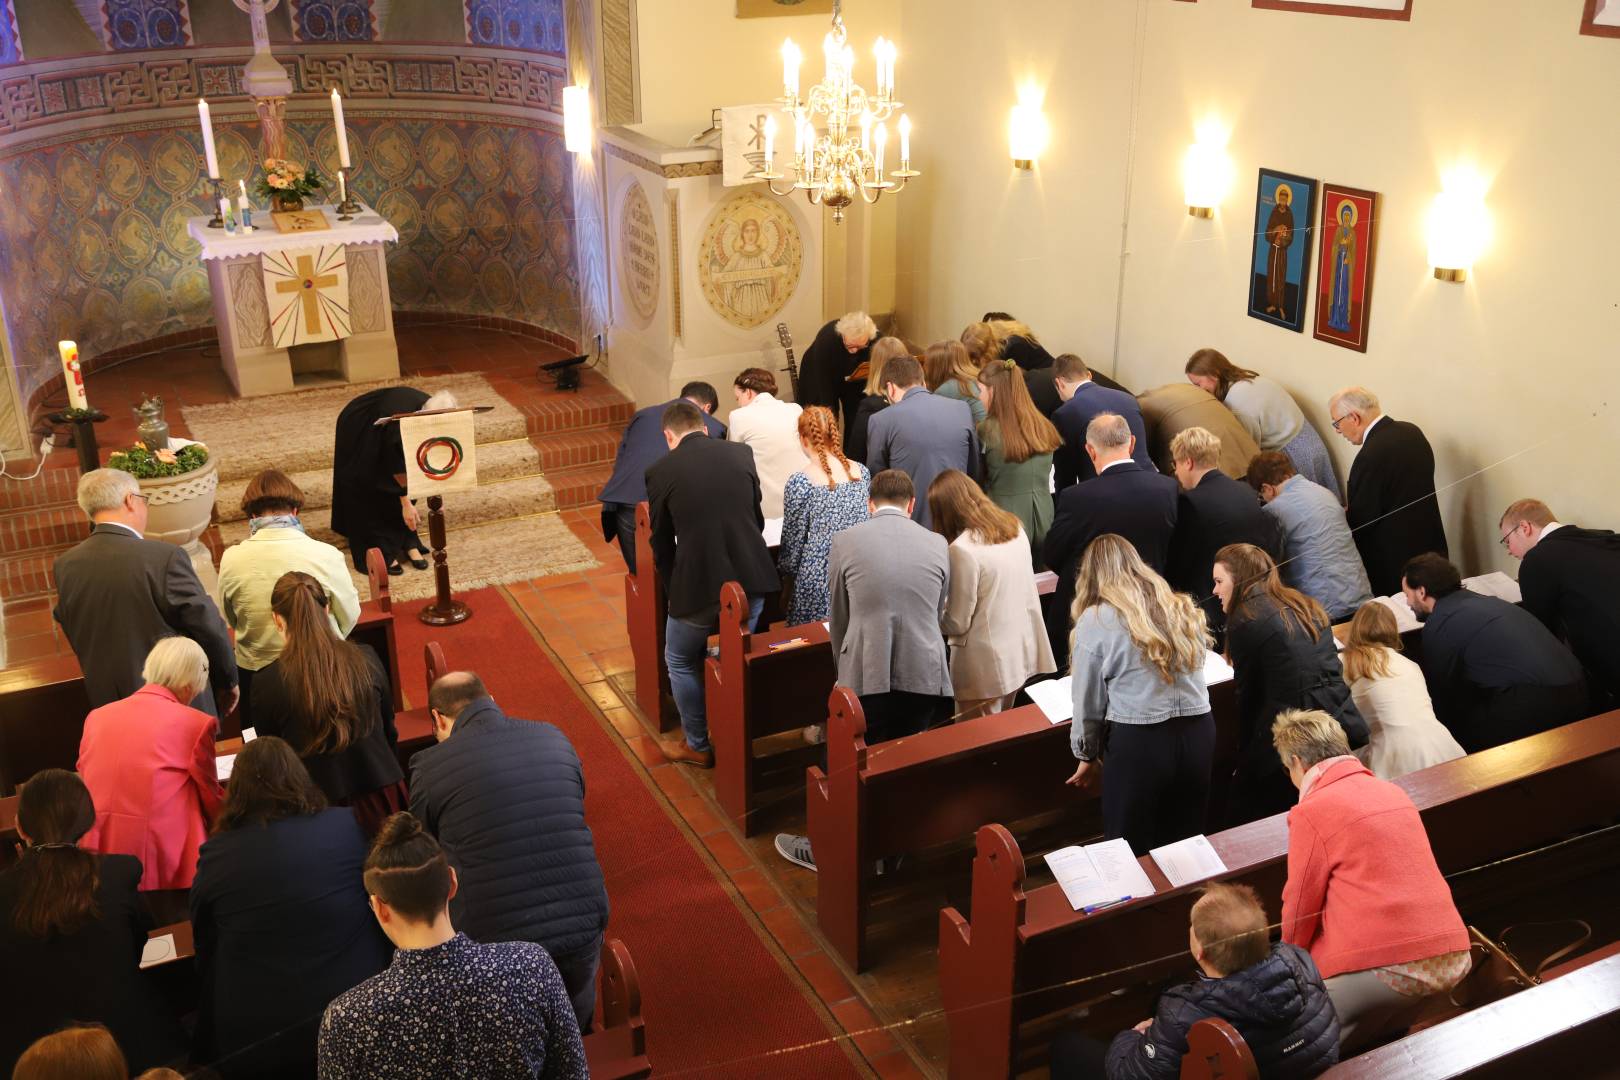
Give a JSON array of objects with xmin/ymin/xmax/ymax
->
[
  {"xmin": 563, "ymin": 84, "xmax": 591, "ymax": 154},
  {"xmin": 1427, "ymin": 168, "xmax": 1490, "ymax": 282},
  {"xmin": 1008, "ymin": 86, "xmax": 1048, "ymax": 170},
  {"xmin": 1182, "ymin": 120, "xmax": 1232, "ymax": 218}
]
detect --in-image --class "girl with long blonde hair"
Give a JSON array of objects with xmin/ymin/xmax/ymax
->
[
  {"xmin": 847, "ymin": 337, "xmax": 912, "ymax": 461},
  {"xmin": 976, "ymin": 359, "xmax": 1063, "ymax": 566},
  {"xmin": 1066, "ymin": 534, "xmax": 1215, "ymax": 851},
  {"xmin": 923, "ymin": 340, "xmax": 986, "ymax": 424},
  {"xmin": 929, "ymin": 470, "xmax": 1055, "ymax": 718},
  {"xmin": 778, "ymin": 406, "xmax": 871, "ymax": 628},
  {"xmin": 1339, "ymin": 602, "xmax": 1463, "ymax": 779},
  {"xmin": 1211, "ymin": 543, "xmax": 1367, "ymax": 824}
]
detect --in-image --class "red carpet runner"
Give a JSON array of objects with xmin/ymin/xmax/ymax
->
[{"xmin": 395, "ymin": 588, "xmax": 857, "ymax": 1077}]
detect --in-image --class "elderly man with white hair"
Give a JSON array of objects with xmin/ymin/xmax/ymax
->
[
  {"xmin": 77, "ymin": 636, "xmax": 226, "ymax": 892},
  {"xmin": 54, "ymin": 468, "xmax": 237, "ymax": 718},
  {"xmin": 794, "ymin": 310, "xmax": 881, "ymax": 448},
  {"xmin": 1327, "ymin": 386, "xmax": 1447, "ymax": 596}
]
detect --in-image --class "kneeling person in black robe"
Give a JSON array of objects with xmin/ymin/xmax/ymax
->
[{"xmin": 331, "ymin": 386, "xmax": 457, "ymax": 574}]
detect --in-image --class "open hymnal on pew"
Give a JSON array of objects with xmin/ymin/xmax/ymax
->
[
  {"xmin": 1149, "ymin": 834, "xmax": 1229, "ymax": 888},
  {"xmin": 1371, "ymin": 594, "xmax": 1422, "ymax": 633},
  {"xmin": 1045, "ymin": 838, "xmax": 1156, "ymax": 913},
  {"xmin": 1026, "ymin": 651, "xmax": 1236, "ymax": 725}
]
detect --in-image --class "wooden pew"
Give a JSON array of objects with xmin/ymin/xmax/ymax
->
[
  {"xmin": 1181, "ymin": 1018, "xmax": 1258, "ymax": 1080},
  {"xmin": 141, "ymin": 922, "xmax": 652, "ymax": 1077},
  {"xmin": 0, "ymin": 548, "xmax": 403, "ymax": 795},
  {"xmin": 938, "ymin": 710, "xmax": 1620, "ymax": 1078},
  {"xmin": 705, "ymin": 572, "xmax": 1060, "ymax": 835},
  {"xmin": 809, "ymin": 673, "xmax": 1238, "ymax": 972}
]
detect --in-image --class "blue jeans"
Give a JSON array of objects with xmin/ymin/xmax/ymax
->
[{"xmin": 665, "ymin": 596, "xmax": 764, "ymax": 752}]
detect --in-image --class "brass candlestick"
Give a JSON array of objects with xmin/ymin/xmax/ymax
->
[
  {"xmin": 205, "ymin": 177, "xmax": 225, "ymax": 228},
  {"xmin": 335, "ymin": 169, "xmax": 360, "ymax": 220}
]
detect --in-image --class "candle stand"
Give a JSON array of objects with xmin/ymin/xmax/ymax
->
[
  {"xmin": 47, "ymin": 410, "xmax": 108, "ymax": 474},
  {"xmin": 205, "ymin": 178, "xmax": 225, "ymax": 228},
  {"xmin": 335, "ymin": 170, "xmax": 361, "ymax": 220}
]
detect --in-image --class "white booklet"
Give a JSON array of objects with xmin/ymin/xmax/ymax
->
[
  {"xmin": 1202, "ymin": 650, "xmax": 1235, "ymax": 686},
  {"xmin": 1045, "ymin": 838, "xmax": 1156, "ymax": 913},
  {"xmin": 762, "ymin": 517, "xmax": 783, "ymax": 547},
  {"xmin": 140, "ymin": 933, "xmax": 177, "ymax": 969},
  {"xmin": 1026, "ymin": 675, "xmax": 1074, "ymax": 724},
  {"xmin": 1463, "ymin": 571, "xmax": 1522, "ymax": 605},
  {"xmin": 1372, "ymin": 593, "xmax": 1422, "ymax": 633},
  {"xmin": 1149, "ymin": 834, "xmax": 1229, "ymax": 889},
  {"xmin": 216, "ymin": 753, "xmax": 237, "ymax": 781}
]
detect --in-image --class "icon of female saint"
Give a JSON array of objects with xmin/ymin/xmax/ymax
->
[
  {"xmin": 722, "ymin": 217, "xmax": 775, "ymax": 321},
  {"xmin": 1326, "ymin": 200, "xmax": 1358, "ymax": 333}
]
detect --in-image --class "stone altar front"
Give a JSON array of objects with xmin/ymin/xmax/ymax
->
[{"xmin": 188, "ymin": 204, "xmax": 401, "ymax": 397}]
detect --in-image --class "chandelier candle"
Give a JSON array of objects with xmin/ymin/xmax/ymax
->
[
  {"xmin": 198, "ymin": 98, "xmax": 219, "ymax": 179},
  {"xmin": 330, "ymin": 87, "xmax": 351, "ymax": 168}
]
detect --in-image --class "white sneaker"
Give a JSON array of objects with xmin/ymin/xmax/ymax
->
[
  {"xmin": 775, "ymin": 833, "xmax": 816, "ymax": 871},
  {"xmin": 802, "ymin": 724, "xmax": 825, "ymax": 745}
]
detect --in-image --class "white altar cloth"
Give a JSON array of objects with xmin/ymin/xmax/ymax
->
[{"xmin": 187, "ymin": 203, "xmax": 399, "ymax": 259}]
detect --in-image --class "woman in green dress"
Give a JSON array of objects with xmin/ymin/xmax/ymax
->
[
  {"xmin": 923, "ymin": 340, "xmax": 987, "ymax": 425},
  {"xmin": 976, "ymin": 358, "xmax": 1063, "ymax": 568}
]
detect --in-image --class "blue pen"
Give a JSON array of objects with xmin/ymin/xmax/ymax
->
[{"xmin": 1083, "ymin": 896, "xmax": 1133, "ymax": 914}]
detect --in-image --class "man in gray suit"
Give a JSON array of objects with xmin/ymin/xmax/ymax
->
[
  {"xmin": 776, "ymin": 469, "xmax": 952, "ymax": 871},
  {"xmin": 54, "ymin": 469, "xmax": 237, "ymax": 719},
  {"xmin": 864, "ymin": 355, "xmax": 979, "ymax": 528}
]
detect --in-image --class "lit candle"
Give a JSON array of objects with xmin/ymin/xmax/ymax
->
[
  {"xmin": 58, "ymin": 341, "xmax": 87, "ymax": 410},
  {"xmin": 198, "ymin": 99, "xmax": 219, "ymax": 179},
  {"xmin": 338, "ymin": 170, "xmax": 348, "ymax": 205},
  {"xmin": 781, "ymin": 39, "xmax": 800, "ymax": 99},
  {"xmin": 330, "ymin": 87, "xmax": 351, "ymax": 168},
  {"xmin": 764, "ymin": 115, "xmax": 776, "ymax": 172},
  {"xmin": 875, "ymin": 122, "xmax": 887, "ymax": 179},
  {"xmin": 238, "ymin": 178, "xmax": 247, "ymax": 200},
  {"xmin": 899, "ymin": 114, "xmax": 912, "ymax": 165}
]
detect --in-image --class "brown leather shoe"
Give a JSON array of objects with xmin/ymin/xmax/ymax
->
[{"xmin": 659, "ymin": 737, "xmax": 713, "ymax": 768}]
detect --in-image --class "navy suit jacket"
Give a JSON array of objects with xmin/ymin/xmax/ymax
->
[
  {"xmin": 1519, "ymin": 525, "xmax": 1620, "ymax": 698},
  {"xmin": 1051, "ymin": 382, "xmax": 1155, "ymax": 490},
  {"xmin": 865, "ymin": 387, "xmax": 981, "ymax": 528},
  {"xmin": 597, "ymin": 398, "xmax": 726, "ymax": 508},
  {"xmin": 1044, "ymin": 460, "xmax": 1179, "ymax": 620}
]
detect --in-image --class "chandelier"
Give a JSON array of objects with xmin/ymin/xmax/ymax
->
[{"xmin": 750, "ymin": 0, "xmax": 917, "ymax": 224}]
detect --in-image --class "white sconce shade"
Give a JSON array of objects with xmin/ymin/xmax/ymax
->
[
  {"xmin": 563, "ymin": 85, "xmax": 591, "ymax": 153},
  {"xmin": 1008, "ymin": 86, "xmax": 1048, "ymax": 170},
  {"xmin": 1427, "ymin": 168, "xmax": 1490, "ymax": 282},
  {"xmin": 1183, "ymin": 121, "xmax": 1232, "ymax": 217}
]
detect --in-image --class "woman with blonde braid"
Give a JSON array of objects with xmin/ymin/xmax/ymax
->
[
  {"xmin": 1067, "ymin": 534, "xmax": 1215, "ymax": 851},
  {"xmin": 248, "ymin": 571, "xmax": 405, "ymax": 836},
  {"xmin": 779, "ymin": 406, "xmax": 871, "ymax": 627},
  {"xmin": 977, "ymin": 358, "xmax": 1063, "ymax": 566}
]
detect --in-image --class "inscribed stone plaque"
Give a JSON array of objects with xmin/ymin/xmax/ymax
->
[{"xmin": 617, "ymin": 181, "xmax": 659, "ymax": 327}]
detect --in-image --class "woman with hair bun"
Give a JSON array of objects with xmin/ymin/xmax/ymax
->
[{"xmin": 248, "ymin": 571, "xmax": 404, "ymax": 835}]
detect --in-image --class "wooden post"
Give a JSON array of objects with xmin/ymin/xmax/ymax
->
[{"xmin": 417, "ymin": 494, "xmax": 470, "ymax": 626}]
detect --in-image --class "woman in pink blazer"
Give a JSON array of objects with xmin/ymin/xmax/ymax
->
[{"xmin": 78, "ymin": 637, "xmax": 224, "ymax": 891}]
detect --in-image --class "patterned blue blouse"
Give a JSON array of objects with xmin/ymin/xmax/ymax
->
[
  {"xmin": 318, "ymin": 932, "xmax": 586, "ymax": 1079},
  {"xmin": 778, "ymin": 464, "xmax": 871, "ymax": 626}
]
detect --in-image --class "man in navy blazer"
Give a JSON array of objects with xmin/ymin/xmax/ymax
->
[
  {"xmin": 864, "ymin": 354, "xmax": 979, "ymax": 528},
  {"xmin": 1050, "ymin": 353, "xmax": 1155, "ymax": 491},
  {"xmin": 597, "ymin": 381, "xmax": 724, "ymax": 573},
  {"xmin": 1043, "ymin": 414, "xmax": 1179, "ymax": 662}
]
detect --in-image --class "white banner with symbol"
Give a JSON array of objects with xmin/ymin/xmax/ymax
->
[
  {"xmin": 262, "ymin": 244, "xmax": 351, "ymax": 346},
  {"xmin": 400, "ymin": 409, "xmax": 479, "ymax": 498},
  {"xmin": 721, "ymin": 104, "xmax": 797, "ymax": 187}
]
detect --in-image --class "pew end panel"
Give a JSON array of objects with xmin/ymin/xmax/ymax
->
[
  {"xmin": 709, "ymin": 581, "xmax": 836, "ymax": 834},
  {"xmin": 392, "ymin": 641, "xmax": 449, "ymax": 769},
  {"xmin": 1182, "ymin": 1018, "xmax": 1259, "ymax": 1080},
  {"xmin": 626, "ymin": 501, "xmax": 677, "ymax": 733},
  {"xmin": 584, "ymin": 937, "xmax": 651, "ymax": 1079},
  {"xmin": 0, "ymin": 654, "xmax": 90, "ymax": 795},
  {"xmin": 807, "ymin": 687, "xmax": 873, "ymax": 968},
  {"xmin": 940, "ymin": 824, "xmax": 1027, "ymax": 1080},
  {"xmin": 356, "ymin": 546, "xmax": 403, "ymax": 712}
]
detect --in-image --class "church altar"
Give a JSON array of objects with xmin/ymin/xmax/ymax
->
[{"xmin": 187, "ymin": 204, "xmax": 401, "ymax": 398}]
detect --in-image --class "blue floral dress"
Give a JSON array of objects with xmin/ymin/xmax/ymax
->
[{"xmin": 778, "ymin": 464, "xmax": 871, "ymax": 626}]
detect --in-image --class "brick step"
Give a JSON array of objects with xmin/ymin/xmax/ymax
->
[
  {"xmin": 519, "ymin": 383, "xmax": 635, "ymax": 436},
  {"xmin": 544, "ymin": 462, "xmax": 616, "ymax": 512},
  {"xmin": 0, "ymin": 465, "xmax": 82, "ymax": 514},
  {"xmin": 0, "ymin": 503, "xmax": 93, "ymax": 558},
  {"xmin": 1, "ymin": 551, "xmax": 59, "ymax": 604},
  {"xmin": 528, "ymin": 426, "xmax": 623, "ymax": 472}
]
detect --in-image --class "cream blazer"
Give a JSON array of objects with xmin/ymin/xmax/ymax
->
[
  {"xmin": 1349, "ymin": 650, "xmax": 1465, "ymax": 779},
  {"xmin": 941, "ymin": 527, "xmax": 1056, "ymax": 701},
  {"xmin": 728, "ymin": 393, "xmax": 808, "ymax": 518},
  {"xmin": 218, "ymin": 525, "xmax": 361, "ymax": 670}
]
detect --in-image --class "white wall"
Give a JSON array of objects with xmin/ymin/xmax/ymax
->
[{"xmin": 896, "ymin": 0, "xmax": 1620, "ymax": 575}]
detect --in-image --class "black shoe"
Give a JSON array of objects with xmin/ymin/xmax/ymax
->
[
  {"xmin": 408, "ymin": 555, "xmax": 429, "ymax": 570},
  {"xmin": 386, "ymin": 561, "xmax": 405, "ymax": 577}
]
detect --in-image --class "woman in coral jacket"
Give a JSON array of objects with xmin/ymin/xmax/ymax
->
[
  {"xmin": 1272, "ymin": 707, "xmax": 1471, "ymax": 1053},
  {"xmin": 78, "ymin": 636, "xmax": 224, "ymax": 891}
]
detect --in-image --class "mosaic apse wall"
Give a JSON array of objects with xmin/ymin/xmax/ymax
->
[{"xmin": 0, "ymin": 109, "xmax": 578, "ymax": 404}]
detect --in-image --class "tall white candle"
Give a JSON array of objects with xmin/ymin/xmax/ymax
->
[
  {"xmin": 781, "ymin": 40, "xmax": 800, "ymax": 99},
  {"xmin": 198, "ymin": 99, "xmax": 219, "ymax": 178},
  {"xmin": 338, "ymin": 171, "xmax": 347, "ymax": 205},
  {"xmin": 59, "ymin": 341, "xmax": 87, "ymax": 410},
  {"xmin": 330, "ymin": 87, "xmax": 351, "ymax": 168},
  {"xmin": 899, "ymin": 114, "xmax": 912, "ymax": 164}
]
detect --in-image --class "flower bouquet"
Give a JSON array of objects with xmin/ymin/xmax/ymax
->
[
  {"xmin": 108, "ymin": 441, "xmax": 210, "ymax": 480},
  {"xmin": 254, "ymin": 158, "xmax": 325, "ymax": 212}
]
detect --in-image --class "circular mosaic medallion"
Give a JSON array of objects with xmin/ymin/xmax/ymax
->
[
  {"xmin": 161, "ymin": 202, "xmax": 202, "ymax": 258},
  {"xmin": 173, "ymin": 266, "xmax": 211, "ymax": 315},
  {"xmin": 432, "ymin": 251, "xmax": 476, "ymax": 307},
  {"xmin": 111, "ymin": 209, "xmax": 159, "ymax": 269},
  {"xmin": 316, "ymin": 122, "xmax": 365, "ymax": 180},
  {"xmin": 479, "ymin": 260, "xmax": 517, "ymax": 313},
  {"xmin": 151, "ymin": 134, "xmax": 201, "ymax": 195},
  {"xmin": 35, "ymin": 233, "xmax": 68, "ymax": 294},
  {"xmin": 215, "ymin": 129, "xmax": 257, "ymax": 189},
  {"xmin": 56, "ymin": 149, "xmax": 96, "ymax": 211},
  {"xmin": 99, "ymin": 140, "xmax": 145, "ymax": 204},
  {"xmin": 517, "ymin": 259, "xmax": 552, "ymax": 321},
  {"xmin": 387, "ymin": 249, "xmax": 429, "ymax": 306},
  {"xmin": 120, "ymin": 276, "xmax": 169, "ymax": 331},
  {"xmin": 696, "ymin": 188, "xmax": 802, "ymax": 330},
  {"xmin": 70, "ymin": 219, "xmax": 112, "ymax": 282},
  {"xmin": 20, "ymin": 159, "xmax": 54, "ymax": 228},
  {"xmin": 419, "ymin": 125, "xmax": 464, "ymax": 186},
  {"xmin": 509, "ymin": 132, "xmax": 542, "ymax": 191},
  {"xmin": 425, "ymin": 191, "xmax": 469, "ymax": 246},
  {"xmin": 473, "ymin": 193, "xmax": 510, "ymax": 250},
  {"xmin": 467, "ymin": 127, "xmax": 505, "ymax": 187},
  {"xmin": 368, "ymin": 123, "xmax": 414, "ymax": 182},
  {"xmin": 374, "ymin": 187, "xmax": 422, "ymax": 244}
]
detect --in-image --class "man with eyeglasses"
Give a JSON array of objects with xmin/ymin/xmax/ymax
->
[
  {"xmin": 54, "ymin": 468, "xmax": 237, "ymax": 719},
  {"xmin": 1327, "ymin": 386, "xmax": 1447, "ymax": 596},
  {"xmin": 1499, "ymin": 498, "xmax": 1620, "ymax": 709}
]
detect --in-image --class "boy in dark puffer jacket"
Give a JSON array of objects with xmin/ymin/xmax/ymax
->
[{"xmin": 1051, "ymin": 882, "xmax": 1339, "ymax": 1080}]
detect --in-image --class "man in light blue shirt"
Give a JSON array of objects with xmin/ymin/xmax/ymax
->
[{"xmin": 1245, "ymin": 451, "xmax": 1371, "ymax": 621}]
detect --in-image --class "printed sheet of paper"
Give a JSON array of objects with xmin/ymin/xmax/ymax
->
[
  {"xmin": 1046, "ymin": 838, "xmax": 1156, "ymax": 912},
  {"xmin": 216, "ymin": 754, "xmax": 236, "ymax": 781},
  {"xmin": 1150, "ymin": 834, "xmax": 1229, "ymax": 889},
  {"xmin": 140, "ymin": 933, "xmax": 177, "ymax": 969},
  {"xmin": 1025, "ymin": 675, "xmax": 1074, "ymax": 724},
  {"xmin": 762, "ymin": 517, "xmax": 783, "ymax": 547},
  {"xmin": 1463, "ymin": 571, "xmax": 1523, "ymax": 605},
  {"xmin": 1372, "ymin": 594, "xmax": 1422, "ymax": 634},
  {"xmin": 241, "ymin": 727, "xmax": 257, "ymax": 742},
  {"xmin": 1202, "ymin": 650, "xmax": 1235, "ymax": 686}
]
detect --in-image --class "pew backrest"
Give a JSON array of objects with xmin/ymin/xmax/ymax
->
[{"xmin": 584, "ymin": 937, "xmax": 652, "ymax": 1079}]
